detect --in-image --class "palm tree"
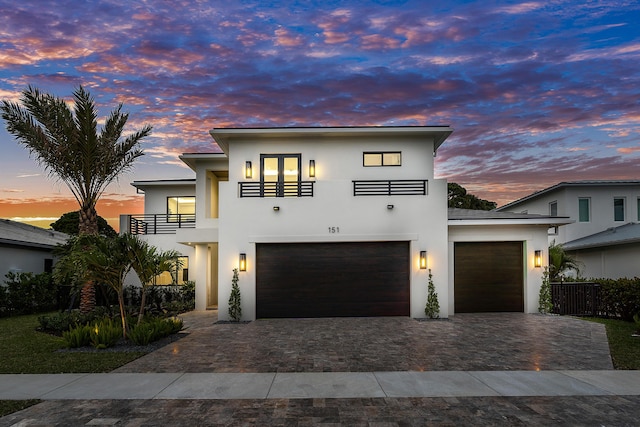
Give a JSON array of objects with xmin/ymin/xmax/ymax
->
[
  {"xmin": 548, "ymin": 241, "xmax": 582, "ymax": 281},
  {"xmin": 125, "ymin": 234, "xmax": 181, "ymax": 325},
  {"xmin": 1, "ymin": 85, "xmax": 151, "ymax": 312},
  {"xmin": 82, "ymin": 234, "xmax": 133, "ymax": 339}
]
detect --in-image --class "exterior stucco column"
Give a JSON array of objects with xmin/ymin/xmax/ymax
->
[{"xmin": 194, "ymin": 243, "xmax": 208, "ymax": 311}]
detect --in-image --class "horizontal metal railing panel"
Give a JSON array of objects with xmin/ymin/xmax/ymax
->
[
  {"xmin": 352, "ymin": 179, "xmax": 428, "ymax": 196},
  {"xmin": 126, "ymin": 214, "xmax": 196, "ymax": 235},
  {"xmin": 239, "ymin": 181, "xmax": 314, "ymax": 197}
]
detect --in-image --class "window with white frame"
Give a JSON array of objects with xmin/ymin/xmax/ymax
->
[{"xmin": 578, "ymin": 198, "xmax": 590, "ymax": 222}]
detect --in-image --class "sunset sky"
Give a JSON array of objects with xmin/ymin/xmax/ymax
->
[{"xmin": 1, "ymin": 0, "xmax": 639, "ymax": 231}]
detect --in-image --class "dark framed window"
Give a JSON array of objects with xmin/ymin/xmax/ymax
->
[
  {"xmin": 549, "ymin": 201, "xmax": 558, "ymax": 216},
  {"xmin": 167, "ymin": 196, "xmax": 195, "ymax": 222},
  {"xmin": 261, "ymin": 154, "xmax": 301, "ymax": 197},
  {"xmin": 578, "ymin": 198, "xmax": 590, "ymax": 222},
  {"xmin": 614, "ymin": 197, "xmax": 625, "ymax": 221},
  {"xmin": 363, "ymin": 151, "xmax": 401, "ymax": 167}
]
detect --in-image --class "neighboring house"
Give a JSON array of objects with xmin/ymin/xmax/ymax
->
[
  {"xmin": 497, "ymin": 180, "xmax": 640, "ymax": 279},
  {"xmin": 121, "ymin": 126, "xmax": 568, "ymax": 320},
  {"xmin": 0, "ymin": 219, "xmax": 68, "ymax": 281}
]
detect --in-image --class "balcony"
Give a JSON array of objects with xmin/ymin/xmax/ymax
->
[
  {"xmin": 123, "ymin": 214, "xmax": 196, "ymax": 235},
  {"xmin": 239, "ymin": 181, "xmax": 315, "ymax": 198},
  {"xmin": 352, "ymin": 179, "xmax": 428, "ymax": 196}
]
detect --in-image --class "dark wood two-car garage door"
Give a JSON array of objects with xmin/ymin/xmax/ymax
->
[
  {"xmin": 454, "ymin": 241, "xmax": 524, "ymax": 313},
  {"xmin": 256, "ymin": 242, "xmax": 409, "ymax": 318}
]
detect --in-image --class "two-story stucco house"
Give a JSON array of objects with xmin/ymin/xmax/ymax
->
[
  {"xmin": 497, "ymin": 180, "xmax": 640, "ymax": 279},
  {"xmin": 122, "ymin": 126, "xmax": 568, "ymax": 320}
]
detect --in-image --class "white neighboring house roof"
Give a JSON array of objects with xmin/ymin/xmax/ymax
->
[
  {"xmin": 563, "ymin": 222, "xmax": 640, "ymax": 250},
  {"xmin": 448, "ymin": 208, "xmax": 572, "ymax": 226},
  {"xmin": 131, "ymin": 179, "xmax": 196, "ymax": 192},
  {"xmin": 0, "ymin": 219, "xmax": 68, "ymax": 250},
  {"xmin": 497, "ymin": 180, "xmax": 640, "ymax": 211}
]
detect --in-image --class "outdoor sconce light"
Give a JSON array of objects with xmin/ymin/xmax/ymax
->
[
  {"xmin": 420, "ymin": 251, "xmax": 427, "ymax": 269},
  {"xmin": 273, "ymin": 206, "xmax": 280, "ymax": 211},
  {"xmin": 534, "ymin": 250, "xmax": 542, "ymax": 268},
  {"xmin": 239, "ymin": 253, "xmax": 247, "ymax": 271},
  {"xmin": 309, "ymin": 160, "xmax": 316, "ymax": 178},
  {"xmin": 387, "ymin": 204, "xmax": 394, "ymax": 210},
  {"xmin": 245, "ymin": 161, "xmax": 252, "ymax": 179}
]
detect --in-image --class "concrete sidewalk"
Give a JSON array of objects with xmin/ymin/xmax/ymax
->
[{"xmin": 2, "ymin": 370, "xmax": 640, "ymax": 401}]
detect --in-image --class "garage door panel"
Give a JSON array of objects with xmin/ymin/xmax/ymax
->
[
  {"xmin": 256, "ymin": 242, "xmax": 409, "ymax": 318},
  {"xmin": 454, "ymin": 242, "xmax": 524, "ymax": 313}
]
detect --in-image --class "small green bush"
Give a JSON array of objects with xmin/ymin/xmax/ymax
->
[
  {"xmin": 38, "ymin": 307, "xmax": 113, "ymax": 335},
  {"xmin": 228, "ymin": 269, "xmax": 242, "ymax": 321},
  {"xmin": 62, "ymin": 324, "xmax": 92, "ymax": 348},
  {"xmin": 538, "ymin": 267, "xmax": 553, "ymax": 314},
  {"xmin": 89, "ymin": 318, "xmax": 122, "ymax": 349},
  {"xmin": 128, "ymin": 316, "xmax": 183, "ymax": 345}
]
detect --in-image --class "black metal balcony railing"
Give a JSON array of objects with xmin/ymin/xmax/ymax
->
[
  {"xmin": 353, "ymin": 179, "xmax": 428, "ymax": 196},
  {"xmin": 127, "ymin": 214, "xmax": 196, "ymax": 235},
  {"xmin": 239, "ymin": 181, "xmax": 315, "ymax": 198}
]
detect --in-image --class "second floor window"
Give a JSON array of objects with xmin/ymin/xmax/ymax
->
[
  {"xmin": 363, "ymin": 151, "xmax": 401, "ymax": 166},
  {"xmin": 167, "ymin": 196, "xmax": 195, "ymax": 222},
  {"xmin": 614, "ymin": 198, "xmax": 625, "ymax": 221},
  {"xmin": 549, "ymin": 201, "xmax": 558, "ymax": 216},
  {"xmin": 578, "ymin": 198, "xmax": 590, "ymax": 222}
]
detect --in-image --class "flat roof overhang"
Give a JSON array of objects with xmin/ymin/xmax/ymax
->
[{"xmin": 209, "ymin": 126, "xmax": 454, "ymax": 155}]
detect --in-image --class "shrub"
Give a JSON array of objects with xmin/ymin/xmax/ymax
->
[
  {"xmin": 538, "ymin": 267, "xmax": 553, "ymax": 314},
  {"xmin": 228, "ymin": 269, "xmax": 242, "ymax": 321},
  {"xmin": 89, "ymin": 318, "xmax": 122, "ymax": 349},
  {"xmin": 1, "ymin": 272, "xmax": 58, "ymax": 316},
  {"xmin": 128, "ymin": 316, "xmax": 183, "ymax": 345},
  {"xmin": 596, "ymin": 277, "xmax": 640, "ymax": 321},
  {"xmin": 424, "ymin": 269, "xmax": 440, "ymax": 319},
  {"xmin": 62, "ymin": 324, "xmax": 92, "ymax": 348},
  {"xmin": 38, "ymin": 307, "xmax": 113, "ymax": 335}
]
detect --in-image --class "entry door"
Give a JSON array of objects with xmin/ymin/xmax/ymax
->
[{"xmin": 261, "ymin": 154, "xmax": 301, "ymax": 197}]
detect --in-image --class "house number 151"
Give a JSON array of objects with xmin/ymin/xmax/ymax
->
[{"xmin": 328, "ymin": 226, "xmax": 340, "ymax": 233}]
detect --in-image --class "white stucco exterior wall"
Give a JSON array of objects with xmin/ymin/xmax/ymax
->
[
  {"xmin": 447, "ymin": 224, "xmax": 550, "ymax": 314},
  {"xmin": 216, "ymin": 133, "xmax": 449, "ymax": 320}
]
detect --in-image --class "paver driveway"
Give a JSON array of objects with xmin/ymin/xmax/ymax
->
[{"xmin": 114, "ymin": 311, "xmax": 613, "ymax": 373}]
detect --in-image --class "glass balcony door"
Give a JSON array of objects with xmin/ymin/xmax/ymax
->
[{"xmin": 261, "ymin": 154, "xmax": 301, "ymax": 197}]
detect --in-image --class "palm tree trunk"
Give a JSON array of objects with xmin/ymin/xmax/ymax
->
[
  {"xmin": 118, "ymin": 291, "xmax": 128, "ymax": 340},
  {"xmin": 79, "ymin": 282, "xmax": 95, "ymax": 314},
  {"xmin": 78, "ymin": 205, "xmax": 99, "ymax": 313},
  {"xmin": 137, "ymin": 287, "xmax": 147, "ymax": 326}
]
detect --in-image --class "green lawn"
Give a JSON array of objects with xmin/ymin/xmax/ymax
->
[
  {"xmin": 0, "ymin": 313, "xmax": 145, "ymax": 417},
  {"xmin": 585, "ymin": 317, "xmax": 640, "ymax": 370}
]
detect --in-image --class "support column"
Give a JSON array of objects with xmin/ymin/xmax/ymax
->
[{"xmin": 194, "ymin": 243, "xmax": 208, "ymax": 311}]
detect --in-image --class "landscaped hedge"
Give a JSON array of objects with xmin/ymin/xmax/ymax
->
[
  {"xmin": 594, "ymin": 277, "xmax": 640, "ymax": 321},
  {"xmin": 0, "ymin": 272, "xmax": 58, "ymax": 317}
]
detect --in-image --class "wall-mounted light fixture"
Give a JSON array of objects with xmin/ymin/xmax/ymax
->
[
  {"xmin": 273, "ymin": 206, "xmax": 280, "ymax": 211},
  {"xmin": 239, "ymin": 253, "xmax": 247, "ymax": 271},
  {"xmin": 420, "ymin": 251, "xmax": 427, "ymax": 269},
  {"xmin": 534, "ymin": 250, "xmax": 542, "ymax": 268},
  {"xmin": 245, "ymin": 161, "xmax": 252, "ymax": 179},
  {"xmin": 387, "ymin": 204, "xmax": 394, "ymax": 210},
  {"xmin": 309, "ymin": 160, "xmax": 316, "ymax": 178}
]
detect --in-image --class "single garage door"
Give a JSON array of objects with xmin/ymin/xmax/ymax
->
[
  {"xmin": 256, "ymin": 241, "xmax": 409, "ymax": 318},
  {"xmin": 454, "ymin": 241, "xmax": 524, "ymax": 313}
]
